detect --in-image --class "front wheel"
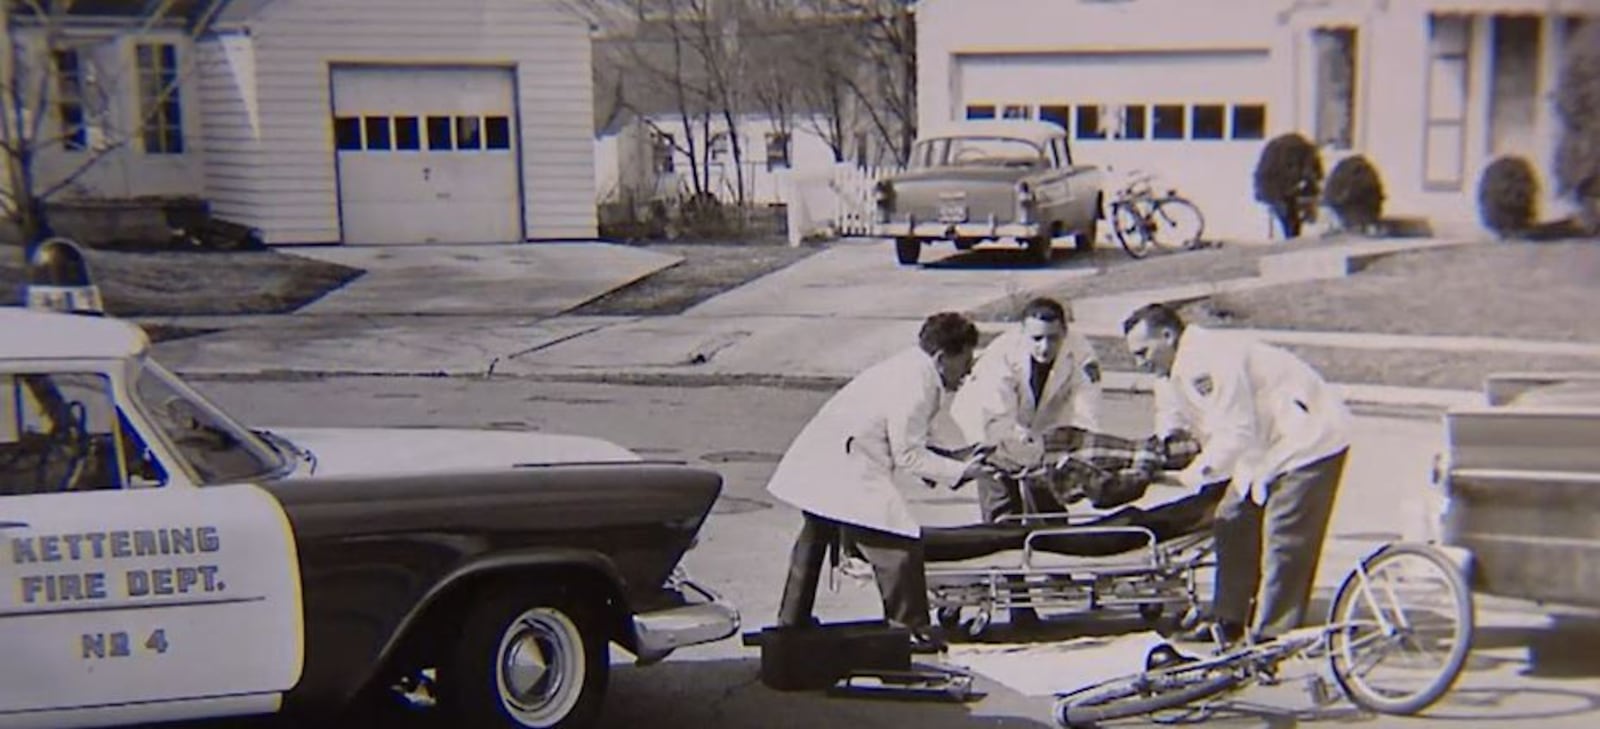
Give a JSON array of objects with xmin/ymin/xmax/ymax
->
[
  {"xmin": 1327, "ymin": 543, "xmax": 1474, "ymax": 716},
  {"xmin": 445, "ymin": 586, "xmax": 610, "ymax": 729},
  {"xmin": 1147, "ymin": 197, "xmax": 1206, "ymax": 253},
  {"xmin": 1112, "ymin": 203, "xmax": 1151, "ymax": 259},
  {"xmin": 1053, "ymin": 662, "xmax": 1241, "ymax": 728}
]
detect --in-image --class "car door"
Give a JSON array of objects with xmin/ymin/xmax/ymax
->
[{"xmin": 0, "ymin": 369, "xmax": 303, "ymax": 727}]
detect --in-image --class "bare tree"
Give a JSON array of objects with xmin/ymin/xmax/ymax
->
[{"xmin": 1, "ymin": 0, "xmax": 227, "ymax": 257}]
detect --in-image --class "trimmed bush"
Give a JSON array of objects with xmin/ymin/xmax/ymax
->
[
  {"xmin": 1476, "ymin": 155, "xmax": 1539, "ymax": 238},
  {"xmin": 1253, "ymin": 132, "xmax": 1324, "ymax": 239},
  {"xmin": 1553, "ymin": 20, "xmax": 1600, "ymax": 233},
  {"xmin": 1322, "ymin": 155, "xmax": 1386, "ymax": 233}
]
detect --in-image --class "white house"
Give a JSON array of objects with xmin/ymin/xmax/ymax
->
[
  {"xmin": 916, "ymin": 0, "xmax": 1597, "ymax": 241},
  {"xmin": 595, "ymin": 111, "xmax": 844, "ymax": 209},
  {"xmin": 5, "ymin": 0, "xmax": 599, "ymax": 246}
]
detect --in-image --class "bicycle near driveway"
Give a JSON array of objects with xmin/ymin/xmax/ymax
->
[
  {"xmin": 1107, "ymin": 170, "xmax": 1208, "ymax": 259},
  {"xmin": 1051, "ymin": 541, "xmax": 1475, "ymax": 727}
]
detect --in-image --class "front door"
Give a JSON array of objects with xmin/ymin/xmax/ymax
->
[{"xmin": 0, "ymin": 370, "xmax": 303, "ymax": 726}]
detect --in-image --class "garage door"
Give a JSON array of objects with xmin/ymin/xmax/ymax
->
[
  {"xmin": 956, "ymin": 51, "xmax": 1274, "ymax": 241},
  {"xmin": 331, "ymin": 66, "xmax": 521, "ymax": 244}
]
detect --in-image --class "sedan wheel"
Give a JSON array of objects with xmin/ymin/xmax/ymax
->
[{"xmin": 448, "ymin": 588, "xmax": 608, "ymax": 729}]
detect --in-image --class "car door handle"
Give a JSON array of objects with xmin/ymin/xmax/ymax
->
[{"xmin": 0, "ymin": 521, "xmax": 29, "ymax": 530}]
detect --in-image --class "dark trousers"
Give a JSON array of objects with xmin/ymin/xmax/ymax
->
[
  {"xmin": 1211, "ymin": 448, "xmax": 1348, "ymax": 638},
  {"xmin": 977, "ymin": 472, "xmax": 1068, "ymax": 524},
  {"xmin": 777, "ymin": 511, "xmax": 931, "ymax": 631}
]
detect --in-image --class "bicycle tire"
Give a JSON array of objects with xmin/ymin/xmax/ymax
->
[
  {"xmin": 1326, "ymin": 542, "xmax": 1475, "ymax": 716},
  {"xmin": 1112, "ymin": 203, "xmax": 1152, "ymax": 259},
  {"xmin": 1052, "ymin": 664, "xmax": 1242, "ymax": 728},
  {"xmin": 1147, "ymin": 197, "xmax": 1206, "ymax": 253}
]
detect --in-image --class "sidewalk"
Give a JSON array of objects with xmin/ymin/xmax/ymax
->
[{"xmin": 147, "ymin": 235, "xmax": 1576, "ymax": 413}]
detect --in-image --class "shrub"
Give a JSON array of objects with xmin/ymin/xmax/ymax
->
[
  {"xmin": 1321, "ymin": 155, "xmax": 1386, "ymax": 232},
  {"xmin": 1253, "ymin": 133, "xmax": 1324, "ymax": 239},
  {"xmin": 1476, "ymin": 155, "xmax": 1539, "ymax": 238},
  {"xmin": 1553, "ymin": 20, "xmax": 1600, "ymax": 232}
]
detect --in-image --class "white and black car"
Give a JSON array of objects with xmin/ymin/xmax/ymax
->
[{"xmin": 0, "ymin": 306, "xmax": 739, "ymax": 729}]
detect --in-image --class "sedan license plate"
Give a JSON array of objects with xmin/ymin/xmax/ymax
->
[{"xmin": 938, "ymin": 203, "xmax": 967, "ymax": 223}]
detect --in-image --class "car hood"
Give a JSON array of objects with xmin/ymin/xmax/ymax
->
[{"xmin": 261, "ymin": 426, "xmax": 642, "ymax": 479}]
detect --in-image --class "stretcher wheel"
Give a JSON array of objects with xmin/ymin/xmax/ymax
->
[
  {"xmin": 962, "ymin": 610, "xmax": 992, "ymax": 639},
  {"xmin": 936, "ymin": 606, "xmax": 963, "ymax": 630}
]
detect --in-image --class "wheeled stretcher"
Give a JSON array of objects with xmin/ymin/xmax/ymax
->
[{"xmin": 923, "ymin": 482, "xmax": 1224, "ymax": 637}]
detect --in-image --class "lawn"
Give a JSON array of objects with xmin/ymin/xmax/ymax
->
[
  {"xmin": 1179, "ymin": 241, "xmax": 1600, "ymax": 342},
  {"xmin": 0, "ymin": 244, "xmax": 363, "ymax": 316},
  {"xmin": 569, "ymin": 240, "xmax": 825, "ymax": 315}
]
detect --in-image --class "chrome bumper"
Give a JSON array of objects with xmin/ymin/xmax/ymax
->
[
  {"xmin": 631, "ymin": 568, "xmax": 740, "ymax": 666},
  {"xmin": 875, "ymin": 221, "xmax": 1042, "ymax": 239}
]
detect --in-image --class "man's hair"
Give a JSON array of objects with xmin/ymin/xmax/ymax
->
[
  {"xmin": 1121, "ymin": 302, "xmax": 1186, "ymax": 336},
  {"xmin": 1020, "ymin": 297, "xmax": 1068, "ymax": 325},
  {"xmin": 919, "ymin": 311, "xmax": 980, "ymax": 356}
]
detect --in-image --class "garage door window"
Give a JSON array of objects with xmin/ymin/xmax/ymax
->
[
  {"xmin": 965, "ymin": 104, "xmax": 996, "ymax": 120},
  {"xmin": 1231, "ymin": 104, "xmax": 1266, "ymax": 139},
  {"xmin": 334, "ymin": 117, "xmax": 362, "ymax": 150},
  {"xmin": 1191, "ymin": 105, "xmax": 1226, "ymax": 140},
  {"xmin": 1152, "ymin": 105, "xmax": 1186, "ymax": 140},
  {"xmin": 364, "ymin": 117, "xmax": 391, "ymax": 150},
  {"xmin": 485, "ymin": 116, "xmax": 511, "ymax": 150},
  {"xmin": 427, "ymin": 116, "xmax": 453, "ymax": 150},
  {"xmin": 394, "ymin": 116, "xmax": 421, "ymax": 150},
  {"xmin": 1116, "ymin": 105, "xmax": 1147, "ymax": 140}
]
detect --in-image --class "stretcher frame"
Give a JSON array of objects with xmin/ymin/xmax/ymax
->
[{"xmin": 924, "ymin": 475, "xmax": 1217, "ymax": 638}]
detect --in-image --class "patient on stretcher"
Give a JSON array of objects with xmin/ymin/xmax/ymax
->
[{"xmin": 922, "ymin": 428, "xmax": 1224, "ymax": 562}]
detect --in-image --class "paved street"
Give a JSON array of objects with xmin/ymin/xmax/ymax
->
[{"xmin": 177, "ymin": 374, "xmax": 1600, "ymax": 728}]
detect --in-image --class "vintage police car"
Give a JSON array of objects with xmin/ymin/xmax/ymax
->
[{"xmin": 0, "ymin": 305, "xmax": 739, "ymax": 729}]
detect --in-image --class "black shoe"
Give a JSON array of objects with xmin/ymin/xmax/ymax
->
[
  {"xmin": 1174, "ymin": 620, "xmax": 1243, "ymax": 646},
  {"xmin": 910, "ymin": 628, "xmax": 948, "ymax": 654},
  {"xmin": 1144, "ymin": 643, "xmax": 1200, "ymax": 672}
]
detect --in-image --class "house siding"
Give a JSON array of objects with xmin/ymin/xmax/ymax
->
[{"xmin": 203, "ymin": 0, "xmax": 596, "ymax": 244}]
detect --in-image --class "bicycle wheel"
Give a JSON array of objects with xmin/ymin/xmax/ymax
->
[
  {"xmin": 1146, "ymin": 197, "xmax": 1206, "ymax": 252},
  {"xmin": 1113, "ymin": 203, "xmax": 1152, "ymax": 259},
  {"xmin": 1326, "ymin": 542, "xmax": 1475, "ymax": 716},
  {"xmin": 1052, "ymin": 662, "xmax": 1242, "ymax": 728}
]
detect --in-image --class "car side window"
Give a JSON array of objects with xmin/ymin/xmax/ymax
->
[{"xmin": 0, "ymin": 373, "xmax": 129, "ymax": 495}]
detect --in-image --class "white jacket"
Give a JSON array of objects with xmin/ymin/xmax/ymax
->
[
  {"xmin": 948, "ymin": 327, "xmax": 1103, "ymax": 468},
  {"xmin": 766, "ymin": 346, "xmax": 969, "ymax": 538},
  {"xmin": 1154, "ymin": 326, "xmax": 1352, "ymax": 501}
]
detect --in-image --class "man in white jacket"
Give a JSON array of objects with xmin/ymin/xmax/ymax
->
[
  {"xmin": 1122, "ymin": 303, "xmax": 1352, "ymax": 644},
  {"xmin": 769, "ymin": 312, "xmax": 993, "ymax": 652},
  {"xmin": 950, "ymin": 297, "xmax": 1104, "ymax": 523}
]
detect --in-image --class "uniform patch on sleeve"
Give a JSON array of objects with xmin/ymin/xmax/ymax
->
[
  {"xmin": 1083, "ymin": 360, "xmax": 1102, "ymax": 384},
  {"xmin": 1192, "ymin": 373, "xmax": 1215, "ymax": 397}
]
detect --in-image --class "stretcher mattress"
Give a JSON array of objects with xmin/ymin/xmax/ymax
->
[{"xmin": 923, "ymin": 483, "xmax": 1225, "ymax": 562}]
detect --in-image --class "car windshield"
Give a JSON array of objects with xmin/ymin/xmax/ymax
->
[
  {"xmin": 130, "ymin": 357, "xmax": 287, "ymax": 485},
  {"xmin": 914, "ymin": 136, "xmax": 1046, "ymax": 169}
]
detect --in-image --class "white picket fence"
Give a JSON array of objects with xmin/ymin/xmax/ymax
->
[{"xmin": 781, "ymin": 163, "xmax": 904, "ymax": 245}]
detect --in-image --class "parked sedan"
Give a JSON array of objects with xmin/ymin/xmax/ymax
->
[
  {"xmin": 873, "ymin": 119, "xmax": 1105, "ymax": 266},
  {"xmin": 1430, "ymin": 371, "xmax": 1600, "ymax": 611}
]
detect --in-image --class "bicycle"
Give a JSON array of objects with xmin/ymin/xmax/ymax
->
[
  {"xmin": 1108, "ymin": 171, "xmax": 1207, "ymax": 259},
  {"xmin": 1052, "ymin": 541, "xmax": 1475, "ymax": 727}
]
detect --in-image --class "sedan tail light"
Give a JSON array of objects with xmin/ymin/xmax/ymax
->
[{"xmin": 874, "ymin": 180, "xmax": 895, "ymax": 223}]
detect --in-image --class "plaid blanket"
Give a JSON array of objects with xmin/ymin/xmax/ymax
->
[{"xmin": 1037, "ymin": 427, "xmax": 1202, "ymax": 510}]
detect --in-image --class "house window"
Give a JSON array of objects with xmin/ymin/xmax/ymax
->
[
  {"xmin": 1074, "ymin": 105, "xmax": 1105, "ymax": 139},
  {"xmin": 1230, "ymin": 104, "xmax": 1266, "ymax": 139},
  {"xmin": 136, "ymin": 43, "xmax": 183, "ymax": 154},
  {"xmin": 1423, "ymin": 14, "xmax": 1471, "ymax": 190},
  {"xmin": 1039, "ymin": 104, "xmax": 1071, "ymax": 135},
  {"xmin": 53, "ymin": 49, "xmax": 87, "ymax": 151},
  {"xmin": 426, "ymin": 116, "xmax": 454, "ymax": 150},
  {"xmin": 363, "ymin": 116, "xmax": 391, "ymax": 150},
  {"xmin": 1115, "ymin": 104, "xmax": 1147, "ymax": 140},
  {"xmin": 1151, "ymin": 104, "xmax": 1186, "ymax": 139},
  {"xmin": 652, "ymin": 131, "xmax": 675, "ymax": 173},
  {"xmin": 965, "ymin": 104, "xmax": 996, "ymax": 120},
  {"xmin": 1001, "ymin": 104, "xmax": 1032, "ymax": 120},
  {"xmin": 1191, "ymin": 104, "xmax": 1226, "ymax": 140},
  {"xmin": 333, "ymin": 116, "xmax": 362, "ymax": 150},
  {"xmin": 765, "ymin": 131, "xmax": 791, "ymax": 171},
  {"xmin": 1313, "ymin": 27, "xmax": 1358, "ymax": 149},
  {"xmin": 484, "ymin": 116, "xmax": 511, "ymax": 150},
  {"xmin": 393, "ymin": 116, "xmax": 421, "ymax": 151},
  {"xmin": 1488, "ymin": 15, "xmax": 1541, "ymax": 158}
]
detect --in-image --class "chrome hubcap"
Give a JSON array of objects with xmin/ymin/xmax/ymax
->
[{"xmin": 495, "ymin": 607, "xmax": 584, "ymax": 727}]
